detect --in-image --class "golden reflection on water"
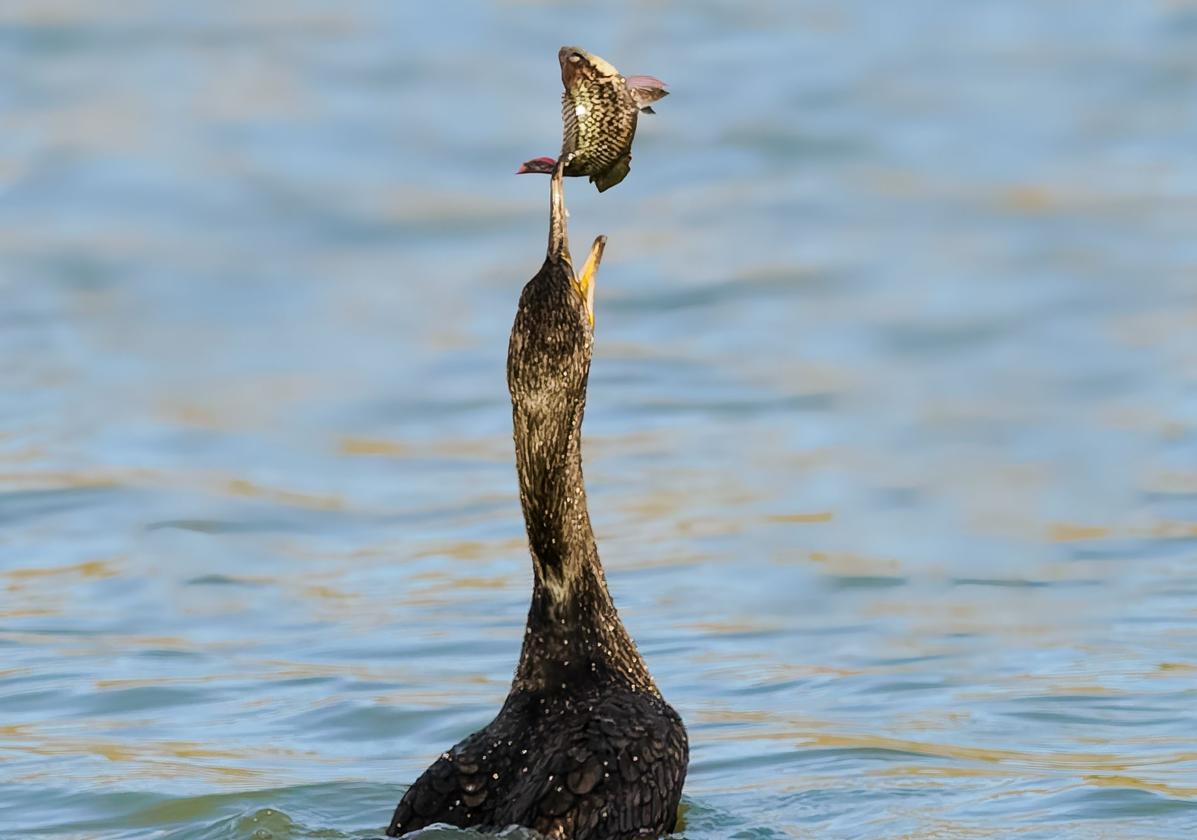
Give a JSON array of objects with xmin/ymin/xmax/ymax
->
[
  {"xmin": 411, "ymin": 539, "xmax": 525, "ymax": 562},
  {"xmin": 339, "ymin": 435, "xmax": 509, "ymax": 462},
  {"xmin": 0, "ymin": 467, "xmax": 348, "ymax": 512},
  {"xmin": 1049, "ymin": 520, "xmax": 1197, "ymax": 542},
  {"xmin": 1082, "ymin": 774, "xmax": 1197, "ymax": 799},
  {"xmin": 695, "ymin": 709, "xmax": 1197, "ymax": 776},
  {"xmin": 683, "ymin": 620, "xmax": 785, "ymax": 637},
  {"xmin": 0, "ymin": 726, "xmax": 325, "ymax": 785},
  {"xmin": 766, "ymin": 511, "xmax": 835, "ymax": 524},
  {"xmin": 803, "ymin": 550, "xmax": 903, "ymax": 577},
  {"xmin": 407, "ymin": 571, "xmax": 513, "ymax": 590},
  {"xmin": 0, "ymin": 470, "xmax": 130, "ymax": 491},
  {"xmin": 3, "ymin": 558, "xmax": 119, "ymax": 581}
]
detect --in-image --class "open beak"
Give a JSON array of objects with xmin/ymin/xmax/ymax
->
[{"xmin": 576, "ymin": 235, "xmax": 605, "ymax": 328}]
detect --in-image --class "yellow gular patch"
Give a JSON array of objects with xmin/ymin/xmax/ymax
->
[{"xmin": 576, "ymin": 236, "xmax": 605, "ymax": 327}]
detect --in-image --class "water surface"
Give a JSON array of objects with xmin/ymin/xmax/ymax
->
[{"xmin": 2, "ymin": 1, "xmax": 1197, "ymax": 838}]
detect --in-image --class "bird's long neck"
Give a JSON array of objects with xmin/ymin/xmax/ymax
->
[
  {"xmin": 513, "ymin": 393, "xmax": 594, "ymax": 588},
  {"xmin": 518, "ymin": 156, "xmax": 591, "ymax": 588},
  {"xmin": 508, "ymin": 155, "xmax": 655, "ymax": 695},
  {"xmin": 510, "ymin": 397, "xmax": 655, "ymax": 695}
]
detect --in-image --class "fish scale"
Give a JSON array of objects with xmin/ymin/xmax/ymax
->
[{"xmin": 561, "ymin": 75, "xmax": 638, "ymax": 175}]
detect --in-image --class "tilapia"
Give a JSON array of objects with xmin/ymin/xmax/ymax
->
[{"xmin": 517, "ymin": 46, "xmax": 667, "ymax": 192}]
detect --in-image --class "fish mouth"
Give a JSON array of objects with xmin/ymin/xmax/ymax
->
[
  {"xmin": 558, "ymin": 46, "xmax": 587, "ymax": 68},
  {"xmin": 558, "ymin": 45, "xmax": 619, "ymax": 85},
  {"xmin": 517, "ymin": 156, "xmax": 557, "ymax": 175},
  {"xmin": 559, "ymin": 46, "xmax": 588, "ymax": 86}
]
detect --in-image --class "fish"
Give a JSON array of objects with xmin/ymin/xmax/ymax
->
[{"xmin": 517, "ymin": 46, "xmax": 668, "ymax": 192}]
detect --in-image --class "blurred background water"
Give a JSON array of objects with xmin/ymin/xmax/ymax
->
[{"xmin": 2, "ymin": 0, "xmax": 1197, "ymax": 837}]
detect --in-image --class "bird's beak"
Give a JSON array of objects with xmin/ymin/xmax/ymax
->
[{"xmin": 576, "ymin": 235, "xmax": 605, "ymax": 328}]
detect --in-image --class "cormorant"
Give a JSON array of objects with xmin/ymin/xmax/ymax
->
[{"xmin": 386, "ymin": 158, "xmax": 688, "ymax": 839}]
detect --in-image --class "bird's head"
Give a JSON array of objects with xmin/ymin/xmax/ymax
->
[
  {"xmin": 507, "ymin": 158, "xmax": 604, "ymax": 418},
  {"xmin": 506, "ymin": 245, "xmax": 602, "ymax": 423}
]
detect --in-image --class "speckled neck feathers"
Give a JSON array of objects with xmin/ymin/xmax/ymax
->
[{"xmin": 506, "ymin": 163, "xmax": 655, "ymax": 696}]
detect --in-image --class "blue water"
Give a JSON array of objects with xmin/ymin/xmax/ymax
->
[{"xmin": 2, "ymin": 1, "xmax": 1197, "ymax": 838}]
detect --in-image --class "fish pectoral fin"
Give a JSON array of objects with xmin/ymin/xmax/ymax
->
[
  {"xmin": 591, "ymin": 155, "xmax": 632, "ymax": 192},
  {"xmin": 627, "ymin": 77, "xmax": 668, "ymax": 109}
]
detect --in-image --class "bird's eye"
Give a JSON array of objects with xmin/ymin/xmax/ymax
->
[{"xmin": 569, "ymin": 54, "xmax": 581, "ymax": 63}]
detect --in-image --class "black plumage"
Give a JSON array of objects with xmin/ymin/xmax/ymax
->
[{"xmin": 387, "ymin": 160, "xmax": 688, "ymax": 839}]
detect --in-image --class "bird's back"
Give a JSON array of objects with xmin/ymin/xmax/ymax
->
[{"xmin": 387, "ymin": 684, "xmax": 688, "ymax": 839}]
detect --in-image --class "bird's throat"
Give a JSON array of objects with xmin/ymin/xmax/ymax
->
[
  {"xmin": 510, "ymin": 416, "xmax": 656, "ymax": 694},
  {"xmin": 513, "ymin": 407, "xmax": 597, "ymax": 595}
]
